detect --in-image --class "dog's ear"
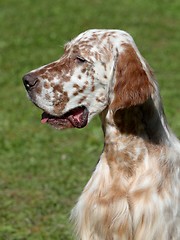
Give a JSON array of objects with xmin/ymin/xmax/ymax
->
[{"xmin": 110, "ymin": 43, "xmax": 154, "ymax": 112}]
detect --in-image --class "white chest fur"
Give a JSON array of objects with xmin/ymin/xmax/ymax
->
[{"xmin": 71, "ymin": 149, "xmax": 178, "ymax": 240}]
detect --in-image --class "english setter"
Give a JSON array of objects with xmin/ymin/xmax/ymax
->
[{"xmin": 23, "ymin": 29, "xmax": 180, "ymax": 240}]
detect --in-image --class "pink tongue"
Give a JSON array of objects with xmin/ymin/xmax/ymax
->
[{"xmin": 41, "ymin": 118, "xmax": 49, "ymax": 124}]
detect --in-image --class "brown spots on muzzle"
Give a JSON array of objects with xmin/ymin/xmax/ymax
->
[
  {"xmin": 81, "ymin": 68, "xmax": 86, "ymax": 74},
  {"xmin": 32, "ymin": 53, "xmax": 77, "ymax": 85},
  {"xmin": 96, "ymin": 95, "xmax": 105, "ymax": 103},
  {"xmin": 91, "ymin": 85, "xmax": 95, "ymax": 92},
  {"xmin": 54, "ymin": 84, "xmax": 63, "ymax": 93},
  {"xmin": 44, "ymin": 82, "xmax": 50, "ymax": 89},
  {"xmin": 35, "ymin": 86, "xmax": 42, "ymax": 95},
  {"xmin": 51, "ymin": 82, "xmax": 55, "ymax": 88},
  {"xmin": 53, "ymin": 90, "xmax": 69, "ymax": 114},
  {"xmin": 48, "ymin": 77, "xmax": 70, "ymax": 114},
  {"xmin": 73, "ymin": 83, "xmax": 88, "ymax": 96},
  {"xmin": 78, "ymin": 96, "xmax": 87, "ymax": 105},
  {"xmin": 90, "ymin": 75, "xmax": 95, "ymax": 92},
  {"xmin": 45, "ymin": 93, "xmax": 50, "ymax": 100}
]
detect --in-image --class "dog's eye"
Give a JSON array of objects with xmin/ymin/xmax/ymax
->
[{"xmin": 76, "ymin": 56, "xmax": 86, "ymax": 63}]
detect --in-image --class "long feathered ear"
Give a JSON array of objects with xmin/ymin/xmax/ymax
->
[{"xmin": 110, "ymin": 43, "xmax": 154, "ymax": 111}]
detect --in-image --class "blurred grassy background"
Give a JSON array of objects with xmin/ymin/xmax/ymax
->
[{"xmin": 0, "ymin": 0, "xmax": 179, "ymax": 239}]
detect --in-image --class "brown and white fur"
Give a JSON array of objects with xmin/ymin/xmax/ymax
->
[{"xmin": 23, "ymin": 29, "xmax": 180, "ymax": 240}]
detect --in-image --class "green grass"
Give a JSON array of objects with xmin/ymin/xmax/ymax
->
[{"xmin": 0, "ymin": 0, "xmax": 179, "ymax": 239}]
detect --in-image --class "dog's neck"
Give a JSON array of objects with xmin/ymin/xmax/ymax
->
[
  {"xmin": 100, "ymin": 107, "xmax": 147, "ymax": 178},
  {"xmin": 99, "ymin": 101, "xmax": 169, "ymax": 178}
]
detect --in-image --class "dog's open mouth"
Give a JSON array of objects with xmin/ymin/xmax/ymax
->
[{"xmin": 41, "ymin": 106, "xmax": 88, "ymax": 129}]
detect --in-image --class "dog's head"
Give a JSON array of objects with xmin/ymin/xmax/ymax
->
[{"xmin": 23, "ymin": 29, "xmax": 154, "ymax": 130}]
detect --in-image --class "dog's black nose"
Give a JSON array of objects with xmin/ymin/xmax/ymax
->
[{"xmin": 22, "ymin": 73, "xmax": 39, "ymax": 91}]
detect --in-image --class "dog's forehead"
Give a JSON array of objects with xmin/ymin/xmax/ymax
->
[
  {"xmin": 64, "ymin": 29, "xmax": 131, "ymax": 57},
  {"xmin": 63, "ymin": 31, "xmax": 111, "ymax": 60},
  {"xmin": 68, "ymin": 30, "xmax": 114, "ymax": 48},
  {"xmin": 74, "ymin": 29, "xmax": 120, "ymax": 42}
]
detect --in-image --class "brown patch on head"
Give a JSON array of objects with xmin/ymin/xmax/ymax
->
[{"xmin": 110, "ymin": 43, "xmax": 154, "ymax": 111}]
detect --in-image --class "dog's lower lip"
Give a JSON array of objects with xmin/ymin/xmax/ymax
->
[{"xmin": 41, "ymin": 112, "xmax": 61, "ymax": 124}]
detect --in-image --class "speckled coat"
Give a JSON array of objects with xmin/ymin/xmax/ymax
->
[{"xmin": 23, "ymin": 29, "xmax": 180, "ymax": 240}]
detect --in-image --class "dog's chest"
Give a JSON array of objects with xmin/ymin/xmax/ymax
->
[{"xmin": 71, "ymin": 156, "xmax": 173, "ymax": 240}]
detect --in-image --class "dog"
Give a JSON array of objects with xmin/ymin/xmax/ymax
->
[{"xmin": 23, "ymin": 29, "xmax": 180, "ymax": 240}]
